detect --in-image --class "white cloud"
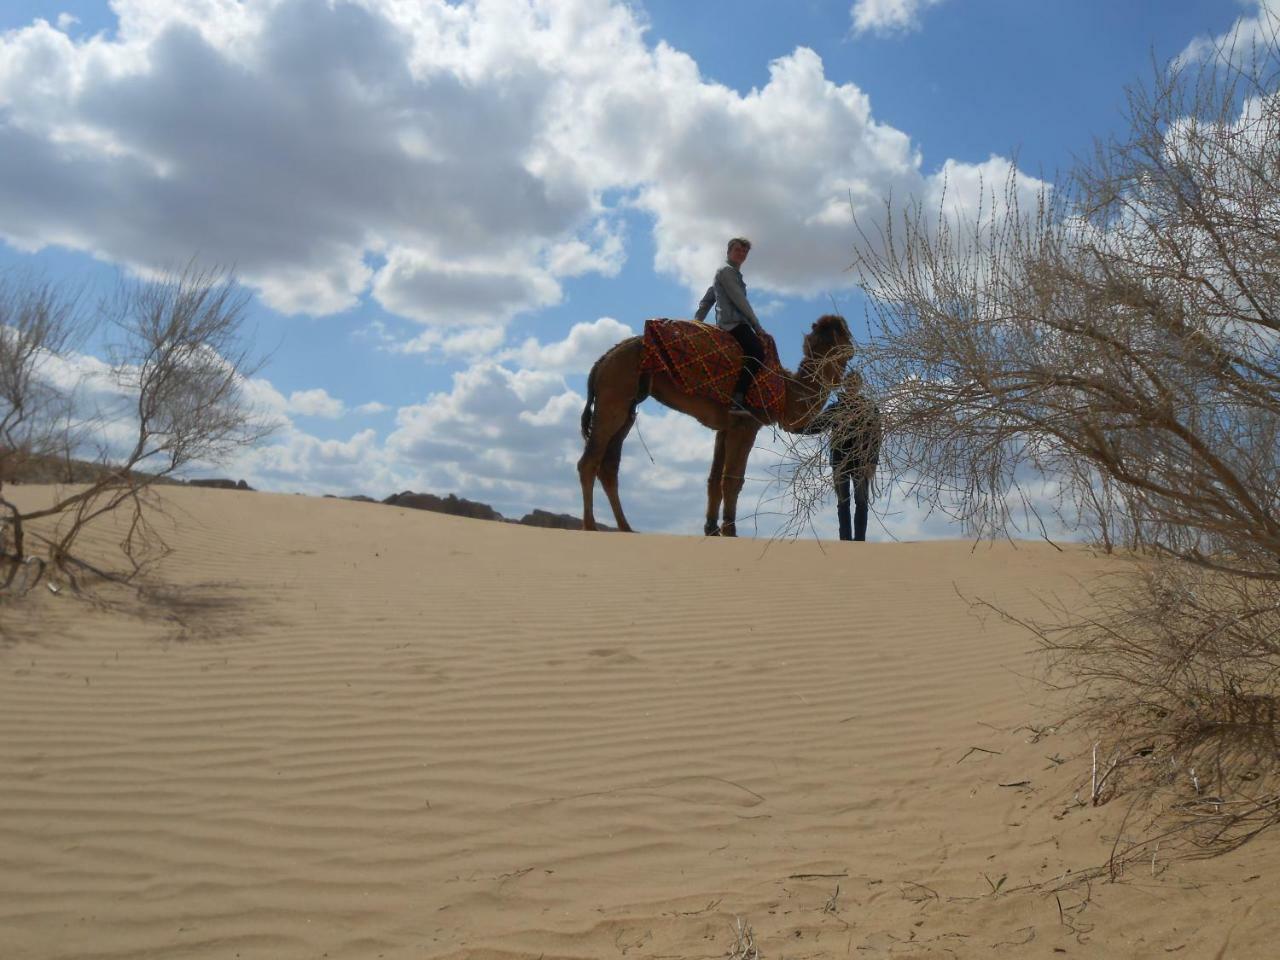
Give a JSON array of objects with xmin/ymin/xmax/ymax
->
[
  {"xmin": 850, "ymin": 0, "xmax": 950, "ymax": 37},
  {"xmin": 0, "ymin": 0, "xmax": 1030, "ymax": 332},
  {"xmin": 372, "ymin": 247, "xmax": 565, "ymax": 328},
  {"xmin": 378, "ymin": 359, "xmax": 588, "ymax": 512},
  {"xmin": 32, "ymin": 346, "xmax": 118, "ymax": 397},
  {"xmin": 499, "ymin": 317, "xmax": 634, "ymax": 374},
  {"xmin": 1179, "ymin": 0, "xmax": 1279, "ymax": 67},
  {"xmin": 355, "ymin": 401, "xmax": 389, "ymax": 415},
  {"xmin": 396, "ymin": 325, "xmax": 508, "ymax": 360},
  {"xmin": 0, "ymin": 0, "xmax": 622, "ymax": 326},
  {"xmin": 589, "ymin": 44, "xmax": 1018, "ymax": 299},
  {"xmin": 520, "ymin": 390, "xmax": 582, "ymax": 427},
  {"xmin": 546, "ymin": 218, "xmax": 626, "ymax": 278},
  {"xmin": 232, "ymin": 426, "xmax": 393, "ymax": 494},
  {"xmin": 287, "ymin": 387, "xmax": 346, "ymax": 418}
]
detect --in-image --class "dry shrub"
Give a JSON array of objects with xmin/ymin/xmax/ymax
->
[
  {"xmin": 1021, "ymin": 558, "xmax": 1280, "ymax": 862},
  {"xmin": 1, "ymin": 265, "xmax": 268, "ymax": 594},
  {"xmin": 812, "ymin": 13, "xmax": 1280, "ymax": 858}
]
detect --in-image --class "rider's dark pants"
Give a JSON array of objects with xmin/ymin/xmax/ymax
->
[{"xmin": 729, "ymin": 323, "xmax": 766, "ymax": 400}]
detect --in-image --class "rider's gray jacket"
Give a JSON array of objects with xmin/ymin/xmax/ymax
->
[{"xmin": 693, "ymin": 262, "xmax": 763, "ymax": 334}]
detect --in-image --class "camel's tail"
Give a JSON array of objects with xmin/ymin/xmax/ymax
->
[
  {"xmin": 580, "ymin": 358, "xmax": 599, "ymax": 441},
  {"xmin": 581, "ymin": 337, "xmax": 648, "ymax": 442}
]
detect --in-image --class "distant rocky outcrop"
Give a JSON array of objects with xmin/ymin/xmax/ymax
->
[
  {"xmin": 379, "ymin": 492, "xmax": 597, "ymax": 529},
  {"xmin": 382, "ymin": 490, "xmax": 504, "ymax": 522},
  {"xmin": 518, "ymin": 509, "xmax": 599, "ymax": 531},
  {"xmin": 6, "ymin": 455, "xmax": 597, "ymax": 530},
  {"xmin": 187, "ymin": 478, "xmax": 254, "ymax": 491}
]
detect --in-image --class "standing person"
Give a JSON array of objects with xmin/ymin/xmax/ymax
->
[
  {"xmin": 693, "ymin": 237, "xmax": 767, "ymax": 418},
  {"xmin": 831, "ymin": 386, "xmax": 881, "ymax": 541},
  {"xmin": 802, "ymin": 371, "xmax": 882, "ymax": 541}
]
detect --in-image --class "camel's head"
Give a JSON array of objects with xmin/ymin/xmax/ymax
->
[
  {"xmin": 803, "ymin": 313, "xmax": 854, "ymax": 366},
  {"xmin": 801, "ymin": 314, "xmax": 855, "ymax": 392}
]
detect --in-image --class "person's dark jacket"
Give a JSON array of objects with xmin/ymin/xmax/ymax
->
[{"xmin": 802, "ymin": 394, "xmax": 882, "ymax": 480}]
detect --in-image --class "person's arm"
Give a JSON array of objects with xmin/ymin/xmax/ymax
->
[
  {"xmin": 693, "ymin": 285, "xmax": 716, "ymax": 323},
  {"xmin": 797, "ymin": 404, "xmax": 835, "ymax": 435},
  {"xmin": 715, "ymin": 265, "xmax": 762, "ymax": 332}
]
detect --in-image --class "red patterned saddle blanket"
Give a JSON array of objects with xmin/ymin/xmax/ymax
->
[{"xmin": 638, "ymin": 319, "xmax": 786, "ymax": 421}]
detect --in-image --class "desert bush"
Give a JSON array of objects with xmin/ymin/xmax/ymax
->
[
  {"xmin": 1006, "ymin": 559, "xmax": 1279, "ymax": 867},
  {"xmin": 798, "ymin": 15, "xmax": 1280, "ymax": 855},
  {"xmin": 1, "ymin": 266, "xmax": 267, "ymax": 593}
]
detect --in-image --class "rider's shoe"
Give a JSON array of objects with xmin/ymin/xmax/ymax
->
[{"xmin": 729, "ymin": 393, "xmax": 764, "ymax": 418}]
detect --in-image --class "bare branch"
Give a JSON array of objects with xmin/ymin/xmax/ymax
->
[{"xmin": 2, "ymin": 265, "xmax": 270, "ymax": 594}]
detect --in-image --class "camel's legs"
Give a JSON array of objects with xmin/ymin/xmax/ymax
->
[
  {"xmin": 705, "ymin": 430, "xmax": 727, "ymax": 535},
  {"xmin": 599, "ymin": 411, "xmax": 636, "ymax": 532},
  {"xmin": 718, "ymin": 426, "xmax": 759, "ymax": 538},
  {"xmin": 578, "ymin": 402, "xmax": 636, "ymax": 532}
]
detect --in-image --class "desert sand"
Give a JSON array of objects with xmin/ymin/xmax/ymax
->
[{"xmin": 1, "ymin": 485, "xmax": 1276, "ymax": 959}]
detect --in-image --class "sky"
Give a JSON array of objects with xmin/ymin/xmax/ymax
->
[{"xmin": 0, "ymin": 0, "xmax": 1268, "ymax": 540}]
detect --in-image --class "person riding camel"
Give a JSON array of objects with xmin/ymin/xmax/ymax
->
[{"xmin": 694, "ymin": 237, "xmax": 767, "ymax": 418}]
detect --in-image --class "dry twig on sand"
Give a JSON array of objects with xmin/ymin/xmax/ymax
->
[
  {"xmin": 725, "ymin": 916, "xmax": 760, "ymax": 960},
  {"xmin": 822, "ymin": 884, "xmax": 841, "ymax": 915}
]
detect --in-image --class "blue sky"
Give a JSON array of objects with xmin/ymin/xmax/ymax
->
[{"xmin": 0, "ymin": 0, "xmax": 1264, "ymax": 538}]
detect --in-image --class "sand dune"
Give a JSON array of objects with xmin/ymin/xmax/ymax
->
[{"xmin": 1, "ymin": 486, "xmax": 1275, "ymax": 959}]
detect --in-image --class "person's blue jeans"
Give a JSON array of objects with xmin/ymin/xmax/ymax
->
[{"xmin": 835, "ymin": 470, "xmax": 870, "ymax": 541}]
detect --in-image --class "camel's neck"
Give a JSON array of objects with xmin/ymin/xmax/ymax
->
[{"xmin": 778, "ymin": 353, "xmax": 844, "ymax": 432}]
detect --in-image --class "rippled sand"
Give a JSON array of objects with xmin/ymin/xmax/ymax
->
[{"xmin": 2, "ymin": 486, "xmax": 1275, "ymax": 959}]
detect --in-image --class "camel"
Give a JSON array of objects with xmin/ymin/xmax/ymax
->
[{"xmin": 578, "ymin": 314, "xmax": 853, "ymax": 536}]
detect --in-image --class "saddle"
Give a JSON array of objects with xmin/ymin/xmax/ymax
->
[{"xmin": 638, "ymin": 319, "xmax": 786, "ymax": 422}]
